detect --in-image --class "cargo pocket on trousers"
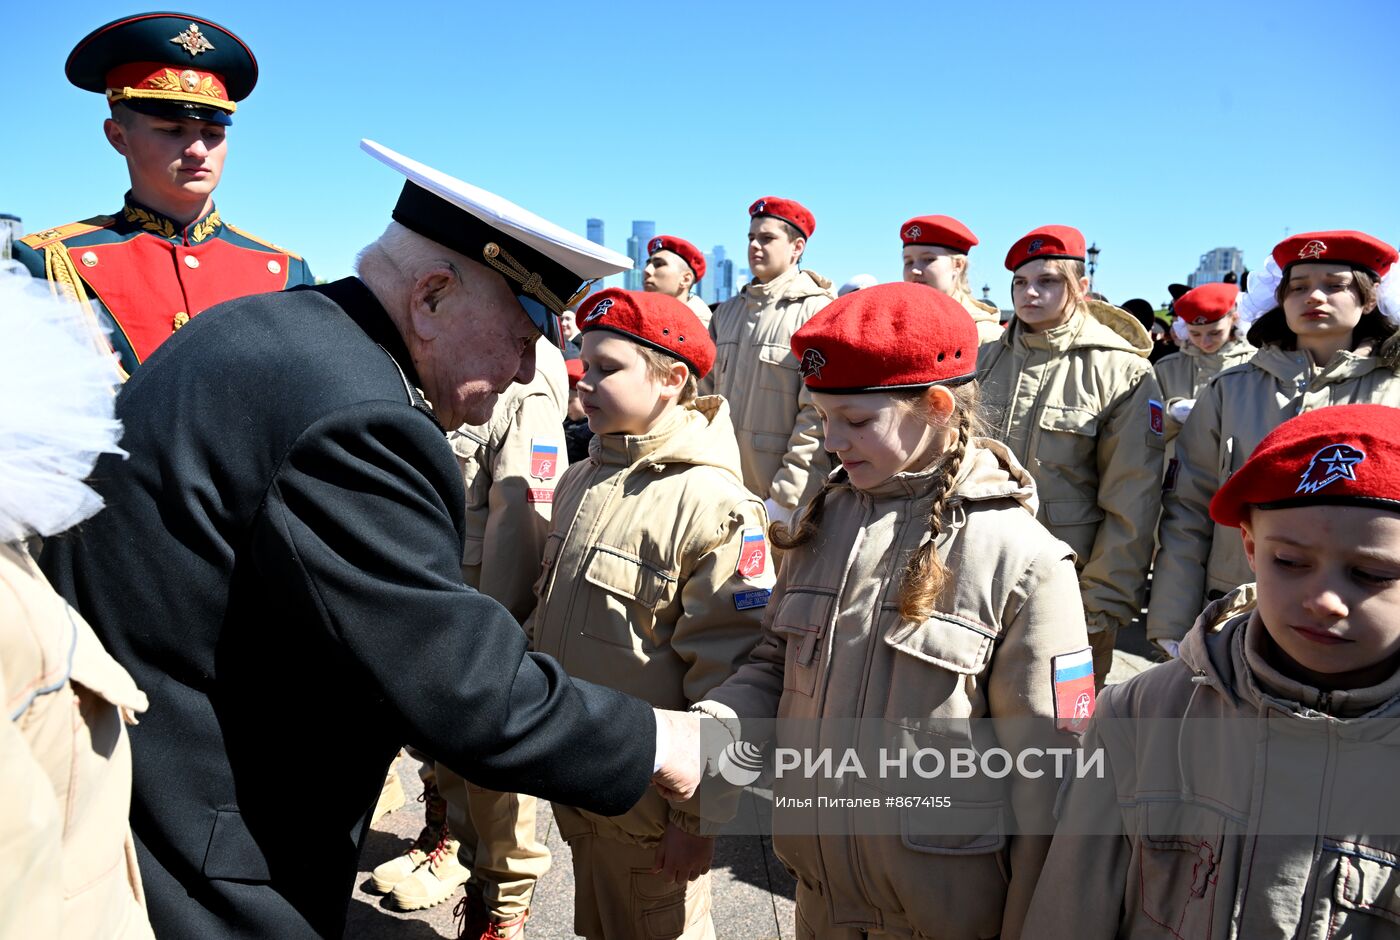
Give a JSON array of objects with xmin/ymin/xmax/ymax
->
[
  {"xmin": 631, "ymin": 868, "xmax": 690, "ymax": 939},
  {"xmin": 1137, "ymin": 801, "xmax": 1226, "ymax": 937},
  {"xmin": 1330, "ymin": 842, "xmax": 1400, "ymax": 932},
  {"xmin": 581, "ymin": 545, "xmax": 678, "ymax": 649},
  {"xmin": 882, "ymin": 611, "xmax": 996, "ymax": 730},
  {"xmin": 770, "ymin": 589, "xmax": 836, "ymax": 697},
  {"xmin": 202, "ymin": 808, "xmax": 272, "ymax": 883}
]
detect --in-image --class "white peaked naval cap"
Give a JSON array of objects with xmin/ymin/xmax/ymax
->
[{"xmin": 360, "ymin": 139, "xmax": 632, "ymax": 342}]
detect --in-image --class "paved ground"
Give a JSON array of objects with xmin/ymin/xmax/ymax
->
[{"xmin": 347, "ymin": 642, "xmax": 1161, "ymax": 938}]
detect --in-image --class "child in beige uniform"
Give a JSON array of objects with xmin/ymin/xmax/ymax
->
[
  {"xmin": 1030, "ymin": 403, "xmax": 1400, "ymax": 938},
  {"xmin": 525, "ymin": 288, "xmax": 774, "ymax": 940},
  {"xmin": 696, "ymin": 282, "xmax": 1093, "ymax": 939}
]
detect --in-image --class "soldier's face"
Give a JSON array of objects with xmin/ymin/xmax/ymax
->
[
  {"xmin": 1243, "ymin": 504, "xmax": 1400, "ymax": 691},
  {"xmin": 1186, "ymin": 317, "xmax": 1233, "ymax": 354},
  {"xmin": 902, "ymin": 246, "xmax": 963, "ymax": 295},
  {"xmin": 106, "ymin": 112, "xmax": 226, "ymax": 211},
  {"xmin": 643, "ymin": 250, "xmax": 692, "ymax": 298}
]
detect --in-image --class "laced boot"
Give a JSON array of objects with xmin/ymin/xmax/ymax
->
[
  {"xmin": 389, "ymin": 829, "xmax": 470, "ymax": 910},
  {"xmin": 369, "ymin": 781, "xmax": 446, "ymax": 894}
]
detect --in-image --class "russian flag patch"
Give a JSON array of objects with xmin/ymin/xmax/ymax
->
[
  {"xmin": 736, "ymin": 526, "xmax": 768, "ymax": 579},
  {"xmin": 1148, "ymin": 399, "xmax": 1165, "ymax": 437},
  {"xmin": 530, "ymin": 439, "xmax": 559, "ymax": 479},
  {"xmin": 1052, "ymin": 648, "xmax": 1096, "ymax": 733}
]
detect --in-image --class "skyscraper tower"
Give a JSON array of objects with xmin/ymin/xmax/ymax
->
[
  {"xmin": 625, "ymin": 221, "xmax": 655, "ymax": 291},
  {"xmin": 586, "ymin": 218, "xmax": 604, "ymax": 246}
]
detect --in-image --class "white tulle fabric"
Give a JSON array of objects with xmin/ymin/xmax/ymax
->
[
  {"xmin": 1379, "ymin": 268, "xmax": 1400, "ymax": 325},
  {"xmin": 1237, "ymin": 258, "xmax": 1284, "ymax": 328},
  {"xmin": 0, "ymin": 273, "xmax": 125, "ymax": 542}
]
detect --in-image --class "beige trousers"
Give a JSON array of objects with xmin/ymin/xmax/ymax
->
[{"xmin": 552, "ymin": 805, "xmax": 714, "ymax": 940}]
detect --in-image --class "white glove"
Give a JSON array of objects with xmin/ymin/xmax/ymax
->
[
  {"xmin": 763, "ymin": 498, "xmax": 794, "ymax": 526},
  {"xmin": 1168, "ymin": 399, "xmax": 1195, "ymax": 423},
  {"xmin": 1156, "ymin": 639, "xmax": 1181, "ymax": 660}
]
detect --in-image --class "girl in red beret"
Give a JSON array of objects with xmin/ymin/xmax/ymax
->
[
  {"xmin": 1149, "ymin": 230, "xmax": 1400, "ymax": 656},
  {"xmin": 1029, "ymin": 403, "xmax": 1400, "ymax": 938},
  {"xmin": 976, "ymin": 225, "xmax": 1166, "ymax": 686},
  {"xmin": 695, "ymin": 282, "xmax": 1093, "ymax": 940},
  {"xmin": 1155, "ymin": 282, "xmax": 1256, "ymax": 442},
  {"xmin": 899, "ymin": 215, "xmax": 1003, "ymax": 343}
]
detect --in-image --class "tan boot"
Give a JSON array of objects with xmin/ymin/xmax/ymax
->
[
  {"xmin": 371, "ymin": 762, "xmax": 406, "ymax": 824},
  {"xmin": 369, "ymin": 781, "xmax": 447, "ymax": 894},
  {"xmin": 454, "ymin": 892, "xmax": 528, "ymax": 940},
  {"xmin": 389, "ymin": 832, "xmax": 470, "ymax": 911}
]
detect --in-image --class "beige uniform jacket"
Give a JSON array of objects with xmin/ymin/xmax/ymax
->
[
  {"xmin": 698, "ymin": 440, "xmax": 1090, "ymax": 939},
  {"xmin": 0, "ymin": 542, "xmax": 153, "ymax": 940},
  {"xmin": 706, "ymin": 266, "xmax": 835, "ymax": 512},
  {"xmin": 1147, "ymin": 343, "xmax": 1400, "ymax": 643},
  {"xmin": 1153, "ymin": 338, "xmax": 1255, "ymax": 442},
  {"xmin": 448, "ymin": 338, "xmax": 569, "ymax": 621},
  {"xmin": 1029, "ymin": 589, "xmax": 1400, "ymax": 939},
  {"xmin": 965, "ymin": 296, "xmax": 1005, "ymax": 344},
  {"xmin": 684, "ymin": 292, "xmax": 712, "ymax": 329},
  {"xmin": 525, "ymin": 397, "xmax": 773, "ymax": 843},
  {"xmin": 976, "ymin": 302, "xmax": 1166, "ymax": 633}
]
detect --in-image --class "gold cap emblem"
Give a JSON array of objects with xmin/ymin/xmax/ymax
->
[
  {"xmin": 173, "ymin": 312, "xmax": 190, "ymax": 329},
  {"xmin": 170, "ymin": 23, "xmax": 215, "ymax": 57}
]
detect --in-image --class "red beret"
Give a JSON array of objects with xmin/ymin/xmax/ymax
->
[
  {"xmin": 790, "ymin": 282, "xmax": 978, "ymax": 393},
  {"xmin": 900, "ymin": 215, "xmax": 978, "ymax": 254},
  {"xmin": 1174, "ymin": 282, "xmax": 1239, "ymax": 325},
  {"xmin": 1210, "ymin": 404, "xmax": 1400, "ymax": 527},
  {"xmin": 576, "ymin": 288, "xmax": 716, "ymax": 379},
  {"xmin": 1005, "ymin": 225, "xmax": 1086, "ymax": 271},
  {"xmin": 1272, "ymin": 230, "xmax": 1397, "ymax": 278},
  {"xmin": 565, "ymin": 357, "xmax": 585, "ymax": 387},
  {"xmin": 749, "ymin": 196, "xmax": 815, "ymax": 240},
  {"xmin": 647, "ymin": 235, "xmax": 706, "ymax": 281}
]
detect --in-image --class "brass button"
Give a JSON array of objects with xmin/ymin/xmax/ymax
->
[
  {"xmin": 267, "ymin": 259, "xmax": 282, "ymax": 274},
  {"xmin": 81, "ymin": 251, "xmax": 98, "ymax": 267},
  {"xmin": 184, "ymin": 254, "xmax": 200, "ymax": 269},
  {"xmin": 173, "ymin": 312, "xmax": 190, "ymax": 329}
]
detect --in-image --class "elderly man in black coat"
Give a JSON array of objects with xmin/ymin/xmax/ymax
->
[{"xmin": 40, "ymin": 141, "xmax": 703, "ymax": 938}]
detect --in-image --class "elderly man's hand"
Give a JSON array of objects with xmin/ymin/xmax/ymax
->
[{"xmin": 652, "ymin": 708, "xmax": 702, "ymax": 802}]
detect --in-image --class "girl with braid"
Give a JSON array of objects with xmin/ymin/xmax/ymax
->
[{"xmin": 694, "ymin": 283, "xmax": 1093, "ymax": 940}]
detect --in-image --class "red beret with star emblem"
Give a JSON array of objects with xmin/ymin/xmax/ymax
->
[
  {"xmin": 577, "ymin": 288, "xmax": 716, "ymax": 378},
  {"xmin": 1004, "ymin": 225, "xmax": 1086, "ymax": 271},
  {"xmin": 790, "ymin": 282, "xmax": 978, "ymax": 393},
  {"xmin": 647, "ymin": 235, "xmax": 706, "ymax": 281},
  {"xmin": 1210, "ymin": 404, "xmax": 1400, "ymax": 527},
  {"xmin": 900, "ymin": 215, "xmax": 978, "ymax": 254},
  {"xmin": 1272, "ymin": 230, "xmax": 1398, "ymax": 278},
  {"xmin": 749, "ymin": 196, "xmax": 815, "ymax": 240},
  {"xmin": 1174, "ymin": 282, "xmax": 1239, "ymax": 325}
]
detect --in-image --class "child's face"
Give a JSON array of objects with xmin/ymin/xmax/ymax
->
[
  {"xmin": 643, "ymin": 250, "xmax": 692, "ymax": 298},
  {"xmin": 1011, "ymin": 259, "xmax": 1083, "ymax": 333},
  {"xmin": 567, "ymin": 386, "xmax": 586, "ymax": 421},
  {"xmin": 1281, "ymin": 263, "xmax": 1369, "ymax": 342},
  {"xmin": 1242, "ymin": 504, "xmax": 1400, "ymax": 690},
  {"xmin": 577, "ymin": 332, "xmax": 672, "ymax": 437},
  {"xmin": 902, "ymin": 246, "xmax": 962, "ymax": 295},
  {"xmin": 1187, "ymin": 317, "xmax": 1233, "ymax": 354},
  {"xmin": 812, "ymin": 389, "xmax": 951, "ymax": 491}
]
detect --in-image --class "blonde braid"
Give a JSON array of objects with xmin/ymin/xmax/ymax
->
[
  {"xmin": 769, "ymin": 475, "xmax": 842, "ymax": 550},
  {"xmin": 897, "ymin": 408, "xmax": 972, "ymax": 623}
]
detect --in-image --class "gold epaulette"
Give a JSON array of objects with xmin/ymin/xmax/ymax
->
[
  {"xmin": 224, "ymin": 223, "xmax": 303, "ymax": 260},
  {"xmin": 19, "ymin": 216, "xmax": 116, "ymax": 249}
]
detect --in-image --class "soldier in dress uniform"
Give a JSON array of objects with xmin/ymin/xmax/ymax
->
[{"xmin": 14, "ymin": 13, "xmax": 313, "ymax": 378}]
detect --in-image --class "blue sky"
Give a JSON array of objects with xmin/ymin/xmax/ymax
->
[{"xmin": 4, "ymin": 0, "xmax": 1398, "ymax": 309}]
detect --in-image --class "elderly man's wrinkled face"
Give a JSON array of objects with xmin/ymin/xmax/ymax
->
[{"xmin": 409, "ymin": 260, "xmax": 539, "ymax": 429}]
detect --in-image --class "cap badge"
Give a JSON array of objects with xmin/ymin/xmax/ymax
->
[
  {"xmin": 1028, "ymin": 238, "xmax": 1044, "ymax": 254},
  {"xmin": 1297, "ymin": 443, "xmax": 1365, "ymax": 495},
  {"xmin": 649, "ymin": 237, "xmax": 662, "ymax": 254},
  {"xmin": 179, "ymin": 69, "xmax": 201, "ymax": 92},
  {"xmin": 905, "ymin": 225, "xmax": 922, "ymax": 240},
  {"xmin": 170, "ymin": 23, "xmax": 216, "ymax": 56},
  {"xmin": 753, "ymin": 200, "xmax": 766, "ymax": 214},
  {"xmin": 799, "ymin": 348, "xmax": 826, "ymax": 379},
  {"xmin": 583, "ymin": 298, "xmax": 613, "ymax": 323},
  {"xmin": 1192, "ymin": 316, "xmax": 1208, "ymax": 325},
  {"xmin": 1298, "ymin": 240, "xmax": 1328, "ymax": 260}
]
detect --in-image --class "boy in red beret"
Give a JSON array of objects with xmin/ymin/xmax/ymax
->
[
  {"xmin": 1030, "ymin": 403, "xmax": 1400, "ymax": 938},
  {"xmin": 706, "ymin": 196, "xmax": 836, "ymax": 528},
  {"xmin": 645, "ymin": 235, "xmax": 713, "ymax": 328},
  {"xmin": 524, "ymin": 289, "xmax": 773, "ymax": 939},
  {"xmin": 696, "ymin": 282, "xmax": 1092, "ymax": 939}
]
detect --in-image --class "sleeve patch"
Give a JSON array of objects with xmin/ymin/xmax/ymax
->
[
  {"xmin": 1052, "ymin": 648, "xmax": 1096, "ymax": 734},
  {"xmin": 734, "ymin": 588, "xmax": 771, "ymax": 611},
  {"xmin": 736, "ymin": 525, "xmax": 768, "ymax": 578},
  {"xmin": 1148, "ymin": 399, "xmax": 1165, "ymax": 437},
  {"xmin": 529, "ymin": 438, "xmax": 560, "ymax": 479}
]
